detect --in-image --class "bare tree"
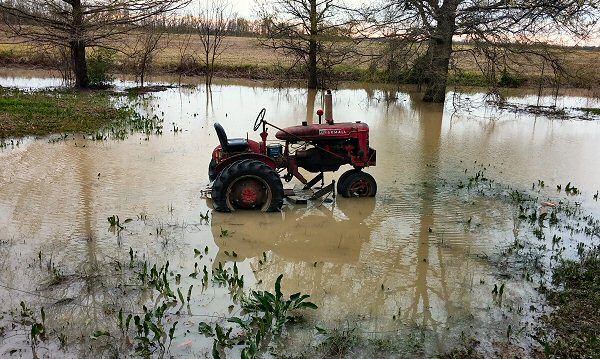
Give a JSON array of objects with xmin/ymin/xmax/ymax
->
[
  {"xmin": 196, "ymin": 0, "xmax": 233, "ymax": 86},
  {"xmin": 257, "ymin": 0, "xmax": 358, "ymax": 89},
  {"xmin": 125, "ymin": 18, "xmax": 170, "ymax": 88},
  {"xmin": 366, "ymin": 0, "xmax": 599, "ymax": 102},
  {"xmin": 0, "ymin": 0, "xmax": 190, "ymax": 88},
  {"xmin": 174, "ymin": 23, "xmax": 196, "ymax": 84}
]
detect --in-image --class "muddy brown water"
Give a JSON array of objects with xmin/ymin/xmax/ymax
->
[{"xmin": 1, "ymin": 73, "xmax": 600, "ymax": 357}]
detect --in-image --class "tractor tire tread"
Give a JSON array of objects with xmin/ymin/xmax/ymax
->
[
  {"xmin": 337, "ymin": 168, "xmax": 361, "ymax": 195},
  {"xmin": 212, "ymin": 159, "xmax": 283, "ymax": 212},
  {"xmin": 339, "ymin": 171, "xmax": 377, "ymax": 198}
]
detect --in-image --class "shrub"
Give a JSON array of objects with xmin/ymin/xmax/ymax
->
[
  {"xmin": 87, "ymin": 48, "xmax": 116, "ymax": 88},
  {"xmin": 498, "ymin": 69, "xmax": 527, "ymax": 88}
]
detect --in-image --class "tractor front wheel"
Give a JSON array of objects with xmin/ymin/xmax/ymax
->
[
  {"xmin": 337, "ymin": 169, "xmax": 361, "ymax": 195},
  {"xmin": 338, "ymin": 171, "xmax": 377, "ymax": 198},
  {"xmin": 212, "ymin": 159, "xmax": 284, "ymax": 212}
]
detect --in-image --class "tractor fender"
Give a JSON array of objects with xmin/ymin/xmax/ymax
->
[{"xmin": 215, "ymin": 153, "xmax": 277, "ymax": 177}]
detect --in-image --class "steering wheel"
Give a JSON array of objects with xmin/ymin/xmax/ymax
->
[{"xmin": 253, "ymin": 108, "xmax": 266, "ymax": 131}]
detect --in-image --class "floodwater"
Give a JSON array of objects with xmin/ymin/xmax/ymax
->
[{"xmin": 1, "ymin": 72, "xmax": 600, "ymax": 357}]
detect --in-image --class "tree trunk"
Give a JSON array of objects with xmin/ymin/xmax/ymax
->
[
  {"xmin": 423, "ymin": 1, "xmax": 458, "ymax": 103},
  {"xmin": 307, "ymin": 0, "xmax": 318, "ymax": 89},
  {"xmin": 71, "ymin": 0, "xmax": 88, "ymax": 89},
  {"xmin": 70, "ymin": 40, "xmax": 89, "ymax": 89},
  {"xmin": 308, "ymin": 39, "xmax": 318, "ymax": 89}
]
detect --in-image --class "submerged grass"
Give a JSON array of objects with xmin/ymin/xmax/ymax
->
[
  {"xmin": 0, "ymin": 88, "xmax": 133, "ymax": 139},
  {"xmin": 542, "ymin": 246, "xmax": 600, "ymax": 358}
]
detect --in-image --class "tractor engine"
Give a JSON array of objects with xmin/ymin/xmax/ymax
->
[
  {"xmin": 295, "ymin": 142, "xmax": 349, "ymax": 173},
  {"xmin": 275, "ymin": 121, "xmax": 376, "ymax": 171}
]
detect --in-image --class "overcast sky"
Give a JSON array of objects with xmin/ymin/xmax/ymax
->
[
  {"xmin": 187, "ymin": 0, "xmax": 365, "ymax": 20},
  {"xmin": 229, "ymin": 0, "xmax": 256, "ymax": 18}
]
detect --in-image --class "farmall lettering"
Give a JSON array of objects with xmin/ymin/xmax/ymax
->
[{"xmin": 318, "ymin": 128, "xmax": 346, "ymax": 136}]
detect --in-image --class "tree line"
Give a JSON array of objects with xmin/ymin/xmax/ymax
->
[{"xmin": 1, "ymin": 0, "xmax": 598, "ymax": 102}]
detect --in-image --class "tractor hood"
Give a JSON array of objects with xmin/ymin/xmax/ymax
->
[{"xmin": 275, "ymin": 122, "xmax": 369, "ymax": 141}]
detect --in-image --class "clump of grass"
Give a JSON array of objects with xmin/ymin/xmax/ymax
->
[
  {"xmin": 0, "ymin": 88, "xmax": 133, "ymax": 139},
  {"xmin": 579, "ymin": 107, "xmax": 600, "ymax": 116},
  {"xmin": 542, "ymin": 246, "xmax": 600, "ymax": 357}
]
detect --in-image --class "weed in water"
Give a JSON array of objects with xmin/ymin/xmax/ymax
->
[
  {"xmin": 202, "ymin": 274, "xmax": 318, "ymax": 358},
  {"xmin": 219, "ymin": 227, "xmax": 232, "ymax": 237}
]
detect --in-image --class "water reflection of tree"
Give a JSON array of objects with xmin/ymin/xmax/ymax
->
[
  {"xmin": 36, "ymin": 147, "xmax": 134, "ymax": 357},
  {"xmin": 403, "ymin": 100, "xmax": 445, "ymax": 339},
  {"xmin": 305, "ymin": 88, "xmax": 317, "ymax": 124}
]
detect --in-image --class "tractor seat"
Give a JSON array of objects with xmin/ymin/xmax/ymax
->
[{"xmin": 214, "ymin": 123, "xmax": 249, "ymax": 153}]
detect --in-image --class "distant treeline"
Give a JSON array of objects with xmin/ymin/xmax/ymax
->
[{"xmin": 0, "ymin": 6, "xmax": 269, "ymax": 37}]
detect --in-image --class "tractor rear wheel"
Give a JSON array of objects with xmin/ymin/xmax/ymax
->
[
  {"xmin": 336, "ymin": 169, "xmax": 361, "ymax": 195},
  {"xmin": 208, "ymin": 158, "xmax": 217, "ymax": 182},
  {"xmin": 212, "ymin": 159, "xmax": 284, "ymax": 212},
  {"xmin": 338, "ymin": 171, "xmax": 377, "ymax": 198}
]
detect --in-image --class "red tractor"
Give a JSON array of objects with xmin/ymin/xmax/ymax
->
[{"xmin": 209, "ymin": 93, "xmax": 376, "ymax": 212}]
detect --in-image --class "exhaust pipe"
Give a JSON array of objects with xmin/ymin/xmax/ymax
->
[{"xmin": 324, "ymin": 89, "xmax": 333, "ymax": 124}]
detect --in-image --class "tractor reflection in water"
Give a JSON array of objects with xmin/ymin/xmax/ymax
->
[
  {"xmin": 210, "ymin": 197, "xmax": 376, "ymax": 265},
  {"xmin": 208, "ymin": 91, "xmax": 377, "ymax": 212}
]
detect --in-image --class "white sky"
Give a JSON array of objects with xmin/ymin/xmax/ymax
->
[
  {"xmin": 186, "ymin": 0, "xmax": 366, "ymax": 20},
  {"xmin": 228, "ymin": 0, "xmax": 255, "ymax": 18}
]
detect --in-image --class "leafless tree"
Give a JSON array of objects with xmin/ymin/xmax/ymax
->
[
  {"xmin": 257, "ymin": 0, "xmax": 358, "ymax": 89},
  {"xmin": 0, "ymin": 0, "xmax": 191, "ymax": 88},
  {"xmin": 125, "ymin": 18, "xmax": 170, "ymax": 88},
  {"xmin": 175, "ymin": 26, "xmax": 195, "ymax": 84},
  {"xmin": 196, "ymin": 0, "xmax": 233, "ymax": 86},
  {"xmin": 365, "ymin": 0, "xmax": 599, "ymax": 102}
]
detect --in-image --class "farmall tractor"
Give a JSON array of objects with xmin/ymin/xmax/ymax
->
[{"xmin": 209, "ymin": 91, "xmax": 376, "ymax": 212}]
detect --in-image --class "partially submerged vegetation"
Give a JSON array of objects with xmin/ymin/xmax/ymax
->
[
  {"xmin": 542, "ymin": 247, "xmax": 600, "ymax": 357},
  {"xmin": 0, "ymin": 88, "xmax": 132, "ymax": 139},
  {"xmin": 0, "ymin": 88, "xmax": 165, "ymax": 142}
]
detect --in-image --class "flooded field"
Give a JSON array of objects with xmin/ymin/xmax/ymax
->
[{"xmin": 1, "ymin": 73, "xmax": 600, "ymax": 357}]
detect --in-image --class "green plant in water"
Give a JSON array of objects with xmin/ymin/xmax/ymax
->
[
  {"xmin": 200, "ymin": 210, "xmax": 210, "ymax": 222},
  {"xmin": 240, "ymin": 274, "xmax": 317, "ymax": 334},
  {"xmin": 202, "ymin": 274, "xmax": 317, "ymax": 359},
  {"xmin": 219, "ymin": 227, "xmax": 231, "ymax": 237},
  {"xmin": 16, "ymin": 302, "xmax": 46, "ymax": 355},
  {"xmin": 131, "ymin": 304, "xmax": 177, "ymax": 358},
  {"xmin": 107, "ymin": 215, "xmax": 124, "ymax": 229},
  {"xmin": 565, "ymin": 182, "xmax": 580, "ymax": 195},
  {"xmin": 87, "ymin": 48, "xmax": 116, "ymax": 88}
]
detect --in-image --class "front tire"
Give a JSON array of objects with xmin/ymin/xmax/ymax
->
[
  {"xmin": 338, "ymin": 171, "xmax": 377, "ymax": 198},
  {"xmin": 212, "ymin": 159, "xmax": 284, "ymax": 212},
  {"xmin": 336, "ymin": 169, "xmax": 361, "ymax": 195}
]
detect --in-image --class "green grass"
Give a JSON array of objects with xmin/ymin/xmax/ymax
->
[
  {"xmin": 542, "ymin": 247, "xmax": 600, "ymax": 358},
  {"xmin": 0, "ymin": 88, "xmax": 133, "ymax": 139},
  {"xmin": 580, "ymin": 107, "xmax": 600, "ymax": 115}
]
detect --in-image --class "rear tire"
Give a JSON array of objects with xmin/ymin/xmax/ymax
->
[
  {"xmin": 212, "ymin": 159, "xmax": 284, "ymax": 212},
  {"xmin": 208, "ymin": 158, "xmax": 217, "ymax": 182},
  {"xmin": 338, "ymin": 171, "xmax": 377, "ymax": 198}
]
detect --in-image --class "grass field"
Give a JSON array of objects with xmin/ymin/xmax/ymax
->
[
  {"xmin": 0, "ymin": 88, "xmax": 132, "ymax": 139},
  {"xmin": 1, "ymin": 31, "xmax": 600, "ymax": 88}
]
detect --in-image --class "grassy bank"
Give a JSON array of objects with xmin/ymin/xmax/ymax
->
[
  {"xmin": 0, "ymin": 88, "xmax": 132, "ymax": 139},
  {"xmin": 541, "ymin": 246, "xmax": 600, "ymax": 357}
]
